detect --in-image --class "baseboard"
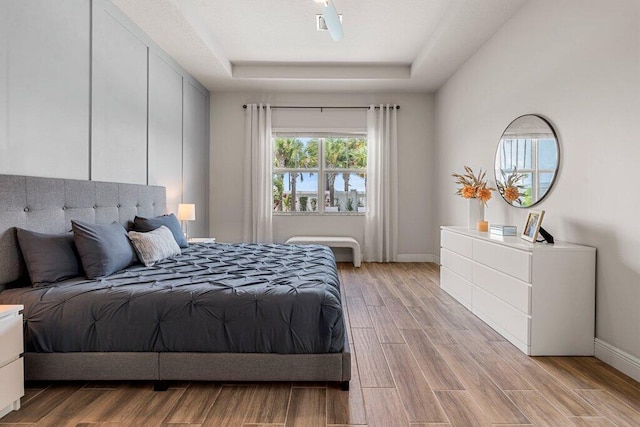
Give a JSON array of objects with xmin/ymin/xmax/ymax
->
[
  {"xmin": 396, "ymin": 254, "xmax": 439, "ymax": 263},
  {"xmin": 595, "ymin": 338, "xmax": 640, "ymax": 383},
  {"xmin": 0, "ymin": 400, "xmax": 20, "ymax": 419},
  {"xmin": 336, "ymin": 253, "xmax": 440, "ymax": 263}
]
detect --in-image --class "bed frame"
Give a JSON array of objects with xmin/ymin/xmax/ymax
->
[{"xmin": 0, "ymin": 174, "xmax": 351, "ymax": 390}]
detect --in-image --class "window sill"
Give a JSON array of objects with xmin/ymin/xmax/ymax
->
[{"xmin": 273, "ymin": 212, "xmax": 366, "ymax": 217}]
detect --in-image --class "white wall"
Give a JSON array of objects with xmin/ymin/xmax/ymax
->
[
  {"xmin": 435, "ymin": 0, "xmax": 640, "ymax": 377},
  {"xmin": 210, "ymin": 92, "xmax": 435, "ymax": 260}
]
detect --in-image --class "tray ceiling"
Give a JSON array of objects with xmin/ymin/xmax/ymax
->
[{"xmin": 112, "ymin": 0, "xmax": 527, "ymax": 92}]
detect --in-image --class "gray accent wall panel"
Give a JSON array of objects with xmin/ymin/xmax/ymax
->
[
  {"xmin": 0, "ymin": 0, "xmax": 90, "ymax": 180},
  {"xmin": 0, "ymin": 2, "xmax": 7, "ymax": 162},
  {"xmin": 1, "ymin": 0, "xmax": 209, "ymax": 233},
  {"xmin": 183, "ymin": 81, "xmax": 209, "ymax": 237},
  {"xmin": 91, "ymin": 0, "xmax": 147, "ymax": 185},
  {"xmin": 148, "ymin": 53, "xmax": 183, "ymax": 216}
]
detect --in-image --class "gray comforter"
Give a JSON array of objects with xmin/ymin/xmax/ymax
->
[{"xmin": 0, "ymin": 243, "xmax": 345, "ymax": 354}]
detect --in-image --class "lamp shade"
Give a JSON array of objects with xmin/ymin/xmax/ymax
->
[{"xmin": 177, "ymin": 203, "xmax": 196, "ymax": 221}]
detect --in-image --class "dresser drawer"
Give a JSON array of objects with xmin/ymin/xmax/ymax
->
[
  {"xmin": 0, "ymin": 358, "xmax": 24, "ymax": 410},
  {"xmin": 472, "ymin": 239, "xmax": 531, "ymax": 282},
  {"xmin": 0, "ymin": 313, "xmax": 22, "ymax": 366},
  {"xmin": 473, "ymin": 263, "xmax": 531, "ymax": 313},
  {"xmin": 441, "ymin": 230, "xmax": 472, "ymax": 258},
  {"xmin": 441, "ymin": 248, "xmax": 472, "ymax": 281},
  {"xmin": 440, "ymin": 267, "xmax": 472, "ymax": 310},
  {"xmin": 473, "ymin": 286, "xmax": 530, "ymax": 345}
]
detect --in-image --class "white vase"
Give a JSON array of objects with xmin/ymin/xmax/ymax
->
[{"xmin": 468, "ymin": 199, "xmax": 485, "ymax": 229}]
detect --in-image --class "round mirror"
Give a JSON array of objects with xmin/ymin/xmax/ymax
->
[{"xmin": 495, "ymin": 115, "xmax": 559, "ymax": 208}]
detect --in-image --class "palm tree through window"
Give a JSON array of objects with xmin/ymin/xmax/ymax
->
[{"xmin": 272, "ymin": 134, "xmax": 367, "ymax": 214}]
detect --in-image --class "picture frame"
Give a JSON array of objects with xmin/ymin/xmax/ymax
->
[{"xmin": 521, "ymin": 210, "xmax": 545, "ymax": 242}]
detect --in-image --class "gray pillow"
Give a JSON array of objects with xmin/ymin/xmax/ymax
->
[
  {"xmin": 16, "ymin": 229, "xmax": 83, "ymax": 286},
  {"xmin": 72, "ymin": 221, "xmax": 138, "ymax": 279},
  {"xmin": 128, "ymin": 226, "xmax": 181, "ymax": 267},
  {"xmin": 134, "ymin": 213, "xmax": 188, "ymax": 248}
]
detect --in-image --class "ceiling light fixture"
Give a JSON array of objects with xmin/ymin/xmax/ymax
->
[
  {"xmin": 316, "ymin": 14, "xmax": 343, "ymax": 31},
  {"xmin": 314, "ymin": 0, "xmax": 343, "ymax": 41}
]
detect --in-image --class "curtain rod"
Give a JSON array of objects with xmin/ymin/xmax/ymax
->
[{"xmin": 242, "ymin": 105, "xmax": 399, "ymax": 111}]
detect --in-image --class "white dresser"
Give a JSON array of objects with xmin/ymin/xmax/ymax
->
[
  {"xmin": 440, "ymin": 226, "xmax": 595, "ymax": 356},
  {"xmin": 0, "ymin": 305, "xmax": 24, "ymax": 418}
]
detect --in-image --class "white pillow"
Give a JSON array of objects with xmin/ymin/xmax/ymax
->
[{"xmin": 128, "ymin": 226, "xmax": 181, "ymax": 267}]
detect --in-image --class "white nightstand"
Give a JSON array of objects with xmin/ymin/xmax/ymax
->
[
  {"xmin": 0, "ymin": 305, "xmax": 24, "ymax": 418},
  {"xmin": 188, "ymin": 237, "xmax": 216, "ymax": 244}
]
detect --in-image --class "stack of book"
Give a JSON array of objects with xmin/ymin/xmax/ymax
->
[{"xmin": 490, "ymin": 224, "xmax": 517, "ymax": 236}]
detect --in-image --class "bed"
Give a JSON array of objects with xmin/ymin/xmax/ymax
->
[{"xmin": 0, "ymin": 174, "xmax": 351, "ymax": 389}]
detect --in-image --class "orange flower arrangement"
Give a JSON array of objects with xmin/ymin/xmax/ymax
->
[
  {"xmin": 461, "ymin": 185, "xmax": 476, "ymax": 199},
  {"xmin": 496, "ymin": 169, "xmax": 526, "ymax": 205},
  {"xmin": 504, "ymin": 186, "xmax": 520, "ymax": 202},
  {"xmin": 452, "ymin": 166, "xmax": 495, "ymax": 206},
  {"xmin": 477, "ymin": 187, "xmax": 492, "ymax": 204}
]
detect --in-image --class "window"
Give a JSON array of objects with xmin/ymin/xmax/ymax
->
[
  {"xmin": 272, "ymin": 134, "xmax": 367, "ymax": 214},
  {"xmin": 496, "ymin": 137, "xmax": 558, "ymax": 205}
]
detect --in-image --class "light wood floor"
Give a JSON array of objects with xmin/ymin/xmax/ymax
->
[{"xmin": 2, "ymin": 262, "xmax": 640, "ymax": 426}]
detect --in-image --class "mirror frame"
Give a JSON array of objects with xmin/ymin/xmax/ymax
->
[{"xmin": 494, "ymin": 114, "xmax": 560, "ymax": 208}]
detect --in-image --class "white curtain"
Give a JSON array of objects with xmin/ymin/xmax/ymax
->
[
  {"xmin": 243, "ymin": 104, "xmax": 273, "ymax": 243},
  {"xmin": 364, "ymin": 105, "xmax": 398, "ymax": 262}
]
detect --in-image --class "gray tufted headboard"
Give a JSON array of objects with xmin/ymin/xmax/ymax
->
[{"xmin": 0, "ymin": 174, "xmax": 166, "ymax": 286}]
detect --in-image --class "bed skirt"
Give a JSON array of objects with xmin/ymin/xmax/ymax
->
[{"xmin": 24, "ymin": 336, "xmax": 351, "ymax": 383}]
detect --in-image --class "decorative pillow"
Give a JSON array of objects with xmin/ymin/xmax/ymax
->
[
  {"xmin": 71, "ymin": 220, "xmax": 138, "ymax": 279},
  {"xmin": 127, "ymin": 226, "xmax": 181, "ymax": 267},
  {"xmin": 133, "ymin": 213, "xmax": 188, "ymax": 248},
  {"xmin": 16, "ymin": 229, "xmax": 83, "ymax": 286}
]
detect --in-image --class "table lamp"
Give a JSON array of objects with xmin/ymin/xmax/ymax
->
[{"xmin": 177, "ymin": 203, "xmax": 196, "ymax": 240}]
